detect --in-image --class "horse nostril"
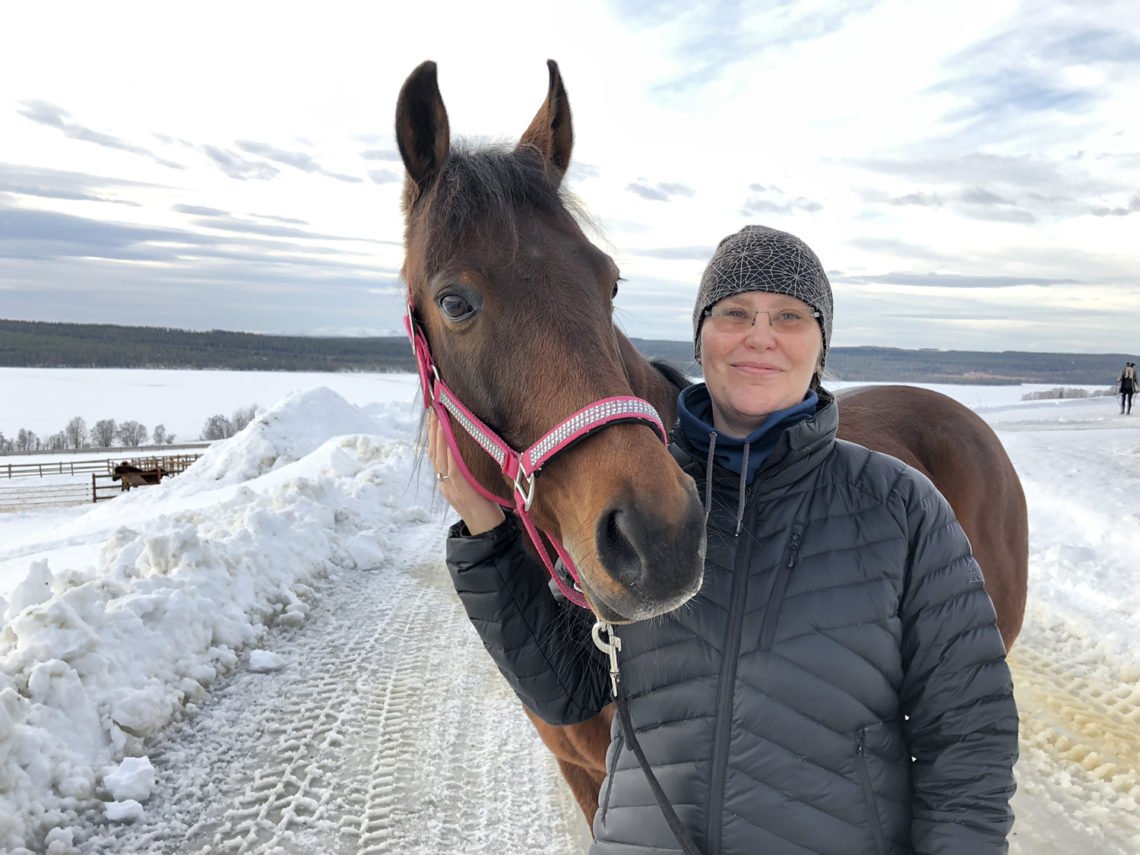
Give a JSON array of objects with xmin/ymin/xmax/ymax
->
[
  {"xmin": 597, "ymin": 508, "xmax": 644, "ymax": 589},
  {"xmin": 593, "ymin": 492, "xmax": 706, "ymax": 614}
]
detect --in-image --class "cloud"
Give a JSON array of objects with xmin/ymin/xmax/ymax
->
[
  {"xmin": 202, "ymin": 146, "xmax": 280, "ymax": 180},
  {"xmin": 249, "ymin": 213, "xmax": 309, "ymax": 226},
  {"xmin": 0, "ymin": 202, "xmax": 398, "ymax": 268},
  {"xmin": 632, "ymin": 245, "xmax": 715, "ymax": 261},
  {"xmin": 360, "ymin": 149, "xmax": 402, "ymax": 162},
  {"xmin": 172, "ymin": 204, "xmax": 228, "ymax": 217},
  {"xmin": 957, "ymin": 206, "xmax": 1036, "ymax": 224},
  {"xmin": 236, "ymin": 140, "xmax": 362, "ymax": 183},
  {"xmin": 1091, "ymin": 194, "xmax": 1140, "ymax": 216},
  {"xmin": 368, "ymin": 169, "xmax": 400, "ymax": 185},
  {"xmin": 838, "ymin": 271, "xmax": 1081, "ymax": 289},
  {"xmin": 933, "ymin": 70, "xmax": 1091, "ymax": 125},
  {"xmin": 740, "ymin": 184, "xmax": 822, "ymax": 216},
  {"xmin": 17, "ymin": 100, "xmax": 183, "ymax": 169},
  {"xmin": 626, "ymin": 180, "xmax": 695, "ymax": 202},
  {"xmin": 0, "ymin": 163, "xmax": 153, "ymax": 205},
  {"xmin": 889, "ymin": 192, "xmax": 944, "ymax": 207},
  {"xmin": 0, "ymin": 205, "xmax": 210, "ymax": 261},
  {"xmin": 188, "ymin": 216, "xmax": 354, "ymax": 242},
  {"xmin": 568, "ymin": 161, "xmax": 601, "ymax": 180},
  {"xmin": 617, "ymin": 0, "xmax": 876, "ymax": 96},
  {"xmin": 852, "ymin": 153, "xmax": 1126, "ymax": 222},
  {"xmin": 959, "ymin": 187, "xmax": 1012, "ymax": 206}
]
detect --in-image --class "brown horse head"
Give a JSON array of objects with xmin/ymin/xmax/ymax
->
[{"xmin": 396, "ymin": 60, "xmax": 705, "ymax": 622}]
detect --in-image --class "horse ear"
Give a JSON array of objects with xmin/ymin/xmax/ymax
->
[
  {"xmin": 395, "ymin": 60, "xmax": 451, "ymax": 206},
  {"xmin": 518, "ymin": 59, "xmax": 573, "ymax": 182}
]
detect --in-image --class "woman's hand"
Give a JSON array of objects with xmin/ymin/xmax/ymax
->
[{"xmin": 426, "ymin": 410, "xmax": 506, "ymax": 535}]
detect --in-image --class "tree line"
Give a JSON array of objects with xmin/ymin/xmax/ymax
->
[
  {"xmin": 0, "ymin": 405, "xmax": 258, "ymax": 454},
  {"xmin": 1, "ymin": 318, "xmax": 1132, "ymax": 384}
]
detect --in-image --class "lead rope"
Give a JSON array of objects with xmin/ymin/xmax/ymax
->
[{"xmin": 592, "ymin": 621, "xmax": 704, "ymax": 855}]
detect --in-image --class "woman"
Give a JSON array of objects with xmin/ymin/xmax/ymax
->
[
  {"xmin": 1119, "ymin": 361, "xmax": 1135, "ymax": 415},
  {"xmin": 430, "ymin": 225, "xmax": 1018, "ymax": 854}
]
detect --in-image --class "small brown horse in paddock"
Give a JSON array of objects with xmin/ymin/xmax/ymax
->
[
  {"xmin": 112, "ymin": 462, "xmax": 167, "ymax": 491},
  {"xmin": 396, "ymin": 60, "xmax": 1028, "ymax": 827}
]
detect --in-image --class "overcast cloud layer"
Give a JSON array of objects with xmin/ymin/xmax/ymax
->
[{"xmin": 1, "ymin": 0, "xmax": 1138, "ymax": 353}]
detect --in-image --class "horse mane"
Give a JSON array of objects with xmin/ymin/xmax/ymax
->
[
  {"xmin": 413, "ymin": 143, "xmax": 586, "ymax": 275},
  {"xmin": 651, "ymin": 359, "xmax": 692, "ymax": 394}
]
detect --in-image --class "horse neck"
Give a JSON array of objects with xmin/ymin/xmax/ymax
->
[{"xmin": 615, "ymin": 331, "xmax": 684, "ymax": 425}]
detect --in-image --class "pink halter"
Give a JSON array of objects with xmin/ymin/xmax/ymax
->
[{"xmin": 406, "ymin": 300, "xmax": 667, "ymax": 609}]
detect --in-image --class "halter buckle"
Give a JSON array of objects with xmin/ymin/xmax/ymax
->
[{"xmin": 513, "ymin": 467, "xmax": 536, "ymax": 511}]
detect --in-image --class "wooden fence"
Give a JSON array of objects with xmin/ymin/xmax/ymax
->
[
  {"xmin": 91, "ymin": 454, "xmax": 202, "ymax": 502},
  {"xmin": 0, "ymin": 444, "xmax": 210, "ymax": 479},
  {"xmin": 0, "ymin": 482, "xmax": 91, "ymax": 511},
  {"xmin": 0, "ymin": 453, "xmax": 203, "ymax": 510}
]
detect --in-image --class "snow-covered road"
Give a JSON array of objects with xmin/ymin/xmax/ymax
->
[{"xmin": 70, "ymin": 518, "xmax": 589, "ymax": 854}]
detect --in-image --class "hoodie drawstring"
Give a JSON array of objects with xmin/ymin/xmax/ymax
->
[
  {"xmin": 703, "ymin": 430, "xmax": 749, "ymax": 536},
  {"xmin": 704, "ymin": 431, "xmax": 717, "ymax": 527}
]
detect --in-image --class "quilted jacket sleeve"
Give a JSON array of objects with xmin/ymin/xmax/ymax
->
[
  {"xmin": 897, "ymin": 473, "xmax": 1019, "ymax": 854},
  {"xmin": 446, "ymin": 513, "xmax": 610, "ymax": 725}
]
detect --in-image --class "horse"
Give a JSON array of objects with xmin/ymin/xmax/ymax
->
[
  {"xmin": 111, "ymin": 462, "xmax": 166, "ymax": 491},
  {"xmin": 395, "ymin": 60, "xmax": 1028, "ymax": 828}
]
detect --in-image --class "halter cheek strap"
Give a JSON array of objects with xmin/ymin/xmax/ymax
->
[{"xmin": 406, "ymin": 300, "xmax": 667, "ymax": 610}]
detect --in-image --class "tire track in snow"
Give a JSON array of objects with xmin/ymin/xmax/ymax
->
[
  {"xmin": 1008, "ymin": 622, "xmax": 1140, "ymax": 855},
  {"xmin": 73, "ymin": 519, "xmax": 588, "ymax": 854}
]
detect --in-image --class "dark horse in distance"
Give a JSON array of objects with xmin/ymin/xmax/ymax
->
[
  {"xmin": 111, "ymin": 462, "xmax": 167, "ymax": 491},
  {"xmin": 395, "ymin": 59, "xmax": 1028, "ymax": 826}
]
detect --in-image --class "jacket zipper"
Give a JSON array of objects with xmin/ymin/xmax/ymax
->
[
  {"xmin": 704, "ymin": 493, "xmax": 758, "ymax": 855},
  {"xmin": 759, "ymin": 525, "xmax": 803, "ymax": 651},
  {"xmin": 855, "ymin": 729, "xmax": 889, "ymax": 855}
]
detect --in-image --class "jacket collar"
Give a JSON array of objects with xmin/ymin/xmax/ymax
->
[
  {"xmin": 676, "ymin": 384, "xmax": 818, "ymax": 485},
  {"xmin": 672, "ymin": 387, "xmax": 837, "ymax": 488},
  {"xmin": 673, "ymin": 384, "xmax": 834, "ymax": 535}
]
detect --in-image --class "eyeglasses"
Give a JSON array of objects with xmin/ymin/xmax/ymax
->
[{"xmin": 702, "ymin": 305, "xmax": 822, "ymax": 334}]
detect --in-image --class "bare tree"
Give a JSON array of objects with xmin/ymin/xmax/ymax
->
[
  {"xmin": 200, "ymin": 415, "xmax": 234, "ymax": 441},
  {"xmin": 16, "ymin": 429, "xmax": 37, "ymax": 452},
  {"xmin": 116, "ymin": 420, "xmax": 149, "ymax": 447},
  {"xmin": 90, "ymin": 419, "xmax": 117, "ymax": 447},
  {"xmin": 0, "ymin": 432, "xmax": 10, "ymax": 453},
  {"xmin": 64, "ymin": 416, "xmax": 88, "ymax": 449},
  {"xmin": 152, "ymin": 424, "xmax": 167, "ymax": 445},
  {"xmin": 231, "ymin": 405, "xmax": 259, "ymax": 433},
  {"xmin": 48, "ymin": 431, "xmax": 67, "ymax": 451}
]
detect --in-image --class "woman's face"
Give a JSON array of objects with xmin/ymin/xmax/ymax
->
[{"xmin": 699, "ymin": 291, "xmax": 823, "ymax": 437}]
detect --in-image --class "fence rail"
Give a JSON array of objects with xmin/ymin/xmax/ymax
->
[
  {"xmin": 0, "ymin": 453, "xmax": 203, "ymax": 511},
  {"xmin": 1, "ymin": 452, "xmax": 204, "ymax": 480},
  {"xmin": 0, "ymin": 482, "xmax": 91, "ymax": 511}
]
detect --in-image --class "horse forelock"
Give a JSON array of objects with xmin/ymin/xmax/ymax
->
[{"xmin": 408, "ymin": 143, "xmax": 584, "ymax": 277}]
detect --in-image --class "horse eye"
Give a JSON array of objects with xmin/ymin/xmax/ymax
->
[{"xmin": 438, "ymin": 294, "xmax": 474, "ymax": 319}]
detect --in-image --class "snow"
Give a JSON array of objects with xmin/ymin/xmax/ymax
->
[{"xmin": 0, "ymin": 370, "xmax": 1138, "ymax": 854}]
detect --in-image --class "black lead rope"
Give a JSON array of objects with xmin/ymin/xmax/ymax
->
[{"xmin": 592, "ymin": 622, "xmax": 704, "ymax": 855}]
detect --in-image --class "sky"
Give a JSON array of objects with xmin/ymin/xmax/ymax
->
[
  {"xmin": 1, "ymin": 374, "xmax": 1138, "ymax": 851},
  {"xmin": 2, "ymin": 0, "xmax": 1139, "ymax": 354}
]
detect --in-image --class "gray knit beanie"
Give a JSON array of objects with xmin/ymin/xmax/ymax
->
[{"xmin": 692, "ymin": 225, "xmax": 833, "ymax": 365}]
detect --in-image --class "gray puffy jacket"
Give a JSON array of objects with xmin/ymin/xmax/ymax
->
[{"xmin": 446, "ymin": 390, "xmax": 1018, "ymax": 854}]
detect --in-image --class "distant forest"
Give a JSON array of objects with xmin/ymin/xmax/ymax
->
[{"xmin": 0, "ymin": 318, "xmax": 1131, "ymax": 385}]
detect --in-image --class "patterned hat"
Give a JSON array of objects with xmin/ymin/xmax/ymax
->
[{"xmin": 692, "ymin": 225, "xmax": 833, "ymax": 365}]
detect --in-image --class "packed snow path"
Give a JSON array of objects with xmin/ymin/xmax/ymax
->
[
  {"xmin": 73, "ymin": 520, "xmax": 590, "ymax": 854},
  {"xmin": 69, "ymin": 534, "xmax": 1140, "ymax": 855}
]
